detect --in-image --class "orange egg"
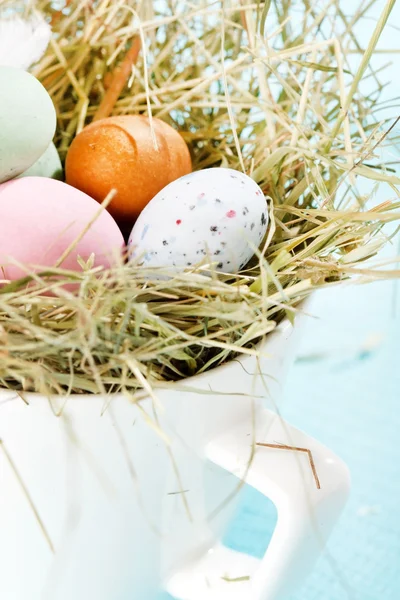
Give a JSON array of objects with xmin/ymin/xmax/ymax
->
[{"xmin": 65, "ymin": 115, "xmax": 192, "ymax": 222}]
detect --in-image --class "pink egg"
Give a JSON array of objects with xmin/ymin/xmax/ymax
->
[{"xmin": 0, "ymin": 177, "xmax": 124, "ymax": 281}]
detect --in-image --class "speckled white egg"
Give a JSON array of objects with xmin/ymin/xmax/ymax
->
[{"xmin": 128, "ymin": 168, "xmax": 268, "ymax": 273}]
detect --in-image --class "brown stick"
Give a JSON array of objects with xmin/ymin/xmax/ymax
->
[
  {"xmin": 256, "ymin": 442, "xmax": 321, "ymax": 490},
  {"xmin": 93, "ymin": 37, "xmax": 141, "ymax": 122},
  {"xmin": 239, "ymin": 0, "xmax": 249, "ymax": 34}
]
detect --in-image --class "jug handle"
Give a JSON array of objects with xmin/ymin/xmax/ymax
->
[{"xmin": 167, "ymin": 408, "xmax": 350, "ymax": 600}]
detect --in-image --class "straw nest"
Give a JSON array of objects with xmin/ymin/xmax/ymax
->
[{"xmin": 0, "ymin": 0, "xmax": 399, "ymax": 396}]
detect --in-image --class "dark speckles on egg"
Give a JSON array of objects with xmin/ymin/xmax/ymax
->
[
  {"xmin": 162, "ymin": 240, "xmax": 168, "ymax": 246},
  {"xmin": 243, "ymin": 207, "xmax": 249, "ymax": 216},
  {"xmin": 221, "ymin": 242, "xmax": 226, "ymax": 247},
  {"xmin": 182, "ymin": 173, "xmax": 195, "ymax": 183},
  {"xmin": 189, "ymin": 205, "xmax": 196, "ymax": 210},
  {"xmin": 261, "ymin": 212, "xmax": 267, "ymax": 226},
  {"xmin": 210, "ymin": 225, "xmax": 218, "ymax": 232},
  {"xmin": 215, "ymin": 198, "xmax": 222, "ymax": 203},
  {"xmin": 214, "ymin": 249, "xmax": 221, "ymax": 255},
  {"xmin": 250, "ymin": 222, "xmax": 255, "ymax": 230}
]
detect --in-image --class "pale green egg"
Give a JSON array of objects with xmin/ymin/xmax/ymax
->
[
  {"xmin": 0, "ymin": 66, "xmax": 56, "ymax": 183},
  {"xmin": 17, "ymin": 142, "xmax": 63, "ymax": 180}
]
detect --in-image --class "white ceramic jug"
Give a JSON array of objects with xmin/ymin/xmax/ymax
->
[{"xmin": 0, "ymin": 305, "xmax": 350, "ymax": 600}]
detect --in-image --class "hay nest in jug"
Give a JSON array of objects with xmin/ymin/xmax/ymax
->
[{"xmin": 0, "ymin": 0, "xmax": 399, "ymax": 396}]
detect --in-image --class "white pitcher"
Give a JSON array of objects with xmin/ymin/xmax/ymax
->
[{"xmin": 0, "ymin": 305, "xmax": 350, "ymax": 600}]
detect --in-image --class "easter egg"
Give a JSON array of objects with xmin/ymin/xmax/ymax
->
[
  {"xmin": 65, "ymin": 115, "xmax": 192, "ymax": 222},
  {"xmin": 0, "ymin": 177, "xmax": 124, "ymax": 282},
  {"xmin": 0, "ymin": 66, "xmax": 56, "ymax": 183},
  {"xmin": 17, "ymin": 143, "xmax": 62, "ymax": 180},
  {"xmin": 128, "ymin": 168, "xmax": 269, "ymax": 273}
]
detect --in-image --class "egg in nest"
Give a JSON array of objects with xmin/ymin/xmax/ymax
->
[{"xmin": 128, "ymin": 168, "xmax": 268, "ymax": 273}]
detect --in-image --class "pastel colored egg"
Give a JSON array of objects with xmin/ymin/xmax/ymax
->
[
  {"xmin": 0, "ymin": 66, "xmax": 56, "ymax": 182},
  {"xmin": 0, "ymin": 177, "xmax": 124, "ymax": 282},
  {"xmin": 128, "ymin": 168, "xmax": 269, "ymax": 274},
  {"xmin": 17, "ymin": 143, "xmax": 62, "ymax": 180},
  {"xmin": 65, "ymin": 115, "xmax": 192, "ymax": 223}
]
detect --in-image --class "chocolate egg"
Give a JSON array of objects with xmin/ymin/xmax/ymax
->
[{"xmin": 65, "ymin": 115, "xmax": 192, "ymax": 222}]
